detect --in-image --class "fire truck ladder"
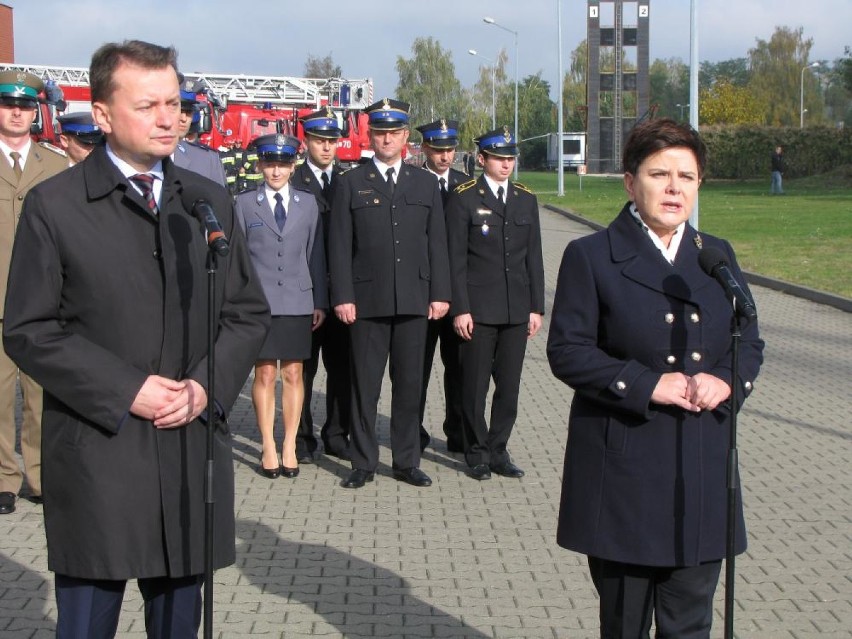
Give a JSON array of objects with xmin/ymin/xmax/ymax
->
[{"xmin": 0, "ymin": 63, "xmax": 90, "ymax": 86}]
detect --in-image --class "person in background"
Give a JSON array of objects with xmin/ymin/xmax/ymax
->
[
  {"xmin": 2, "ymin": 40, "xmax": 270, "ymax": 635},
  {"xmin": 235, "ymin": 133, "xmax": 327, "ymax": 479},
  {"xmin": 770, "ymin": 145, "xmax": 785, "ymax": 195},
  {"xmin": 172, "ymin": 73, "xmax": 227, "ymax": 187},
  {"xmin": 57, "ymin": 111, "xmax": 104, "ymax": 166},
  {"xmin": 292, "ymin": 108, "xmax": 351, "ymax": 462},
  {"xmin": 547, "ymin": 118, "xmax": 764, "ymax": 637},
  {"xmin": 446, "ymin": 126, "xmax": 544, "ymax": 481},
  {"xmin": 414, "ymin": 118, "xmax": 467, "ymax": 454},
  {"xmin": 0, "ymin": 70, "xmax": 67, "ymax": 515},
  {"xmin": 328, "ymin": 98, "xmax": 451, "ymax": 489}
]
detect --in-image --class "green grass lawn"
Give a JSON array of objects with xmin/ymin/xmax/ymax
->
[{"xmin": 521, "ymin": 171, "xmax": 852, "ymax": 298}]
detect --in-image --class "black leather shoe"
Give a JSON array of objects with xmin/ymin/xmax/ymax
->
[
  {"xmin": 296, "ymin": 451, "xmax": 314, "ymax": 464},
  {"xmin": 281, "ymin": 466, "xmax": 300, "ymax": 478},
  {"xmin": 392, "ymin": 467, "xmax": 432, "ymax": 487},
  {"xmin": 27, "ymin": 495, "xmax": 43, "ymax": 505},
  {"xmin": 341, "ymin": 468, "xmax": 374, "ymax": 489},
  {"xmin": 490, "ymin": 460, "xmax": 525, "ymax": 478},
  {"xmin": 0, "ymin": 491, "xmax": 15, "ymax": 514},
  {"xmin": 468, "ymin": 464, "xmax": 492, "ymax": 480},
  {"xmin": 259, "ymin": 463, "xmax": 281, "ymax": 479}
]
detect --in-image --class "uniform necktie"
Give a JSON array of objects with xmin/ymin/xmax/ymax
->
[
  {"xmin": 321, "ymin": 171, "xmax": 330, "ymax": 197},
  {"xmin": 9, "ymin": 151, "xmax": 22, "ymax": 181},
  {"xmin": 385, "ymin": 167, "xmax": 395, "ymax": 195},
  {"xmin": 274, "ymin": 192, "xmax": 287, "ymax": 231},
  {"xmin": 439, "ymin": 176, "xmax": 447, "ymax": 195},
  {"xmin": 129, "ymin": 173, "xmax": 158, "ymax": 216},
  {"xmin": 497, "ymin": 185, "xmax": 505, "ymax": 203}
]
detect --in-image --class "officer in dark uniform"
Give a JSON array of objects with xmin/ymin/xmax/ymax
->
[
  {"xmin": 328, "ymin": 98, "xmax": 451, "ymax": 489},
  {"xmin": 292, "ymin": 107, "xmax": 351, "ymax": 462},
  {"xmin": 446, "ymin": 127, "xmax": 545, "ymax": 481},
  {"xmin": 414, "ymin": 119, "xmax": 467, "ymax": 454},
  {"xmin": 57, "ymin": 112, "xmax": 103, "ymax": 166}
]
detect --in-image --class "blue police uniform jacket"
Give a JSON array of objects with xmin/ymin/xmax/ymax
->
[
  {"xmin": 547, "ymin": 203, "xmax": 764, "ymax": 568},
  {"xmin": 234, "ymin": 184, "xmax": 327, "ymax": 316}
]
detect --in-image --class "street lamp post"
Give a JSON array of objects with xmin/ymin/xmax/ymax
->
[
  {"xmin": 800, "ymin": 62, "xmax": 820, "ymax": 129},
  {"xmin": 676, "ymin": 103, "xmax": 690, "ymax": 121},
  {"xmin": 484, "ymin": 16, "xmax": 519, "ymax": 179},
  {"xmin": 469, "ymin": 49, "xmax": 496, "ymax": 129}
]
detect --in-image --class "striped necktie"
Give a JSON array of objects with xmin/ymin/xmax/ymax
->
[{"xmin": 129, "ymin": 174, "xmax": 159, "ymax": 216}]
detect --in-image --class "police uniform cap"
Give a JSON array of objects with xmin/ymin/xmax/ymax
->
[
  {"xmin": 474, "ymin": 126, "xmax": 518, "ymax": 158},
  {"xmin": 300, "ymin": 107, "xmax": 342, "ymax": 139},
  {"xmin": 0, "ymin": 70, "xmax": 44, "ymax": 108},
  {"xmin": 177, "ymin": 73, "xmax": 198, "ymax": 112},
  {"xmin": 416, "ymin": 119, "xmax": 459, "ymax": 149},
  {"xmin": 57, "ymin": 112, "xmax": 104, "ymax": 145},
  {"xmin": 364, "ymin": 97, "xmax": 410, "ymax": 130},
  {"xmin": 253, "ymin": 133, "xmax": 300, "ymax": 162}
]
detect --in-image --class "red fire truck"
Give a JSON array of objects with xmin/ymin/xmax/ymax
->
[{"xmin": 0, "ymin": 64, "xmax": 376, "ymax": 167}]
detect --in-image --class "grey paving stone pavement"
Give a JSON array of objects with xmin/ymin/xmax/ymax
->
[{"xmin": 1, "ymin": 208, "xmax": 850, "ymax": 638}]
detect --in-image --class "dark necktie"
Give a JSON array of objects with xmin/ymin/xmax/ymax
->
[
  {"xmin": 385, "ymin": 167, "xmax": 395, "ymax": 195},
  {"xmin": 497, "ymin": 185, "xmax": 506, "ymax": 212},
  {"xmin": 321, "ymin": 171, "xmax": 330, "ymax": 198},
  {"xmin": 274, "ymin": 192, "xmax": 287, "ymax": 231},
  {"xmin": 9, "ymin": 151, "xmax": 22, "ymax": 181},
  {"xmin": 129, "ymin": 173, "xmax": 158, "ymax": 216},
  {"xmin": 439, "ymin": 176, "xmax": 447, "ymax": 196}
]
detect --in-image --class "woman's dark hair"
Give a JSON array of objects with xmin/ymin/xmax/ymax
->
[
  {"xmin": 622, "ymin": 118, "xmax": 707, "ymax": 178},
  {"xmin": 90, "ymin": 40, "xmax": 178, "ymax": 103}
]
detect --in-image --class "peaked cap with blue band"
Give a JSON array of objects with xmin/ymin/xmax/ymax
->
[
  {"xmin": 415, "ymin": 119, "xmax": 459, "ymax": 149},
  {"xmin": 300, "ymin": 107, "xmax": 342, "ymax": 139},
  {"xmin": 364, "ymin": 97, "xmax": 410, "ymax": 130},
  {"xmin": 475, "ymin": 126, "xmax": 518, "ymax": 158},
  {"xmin": 253, "ymin": 133, "xmax": 301, "ymax": 162},
  {"xmin": 0, "ymin": 70, "xmax": 44, "ymax": 108},
  {"xmin": 58, "ymin": 112, "xmax": 104, "ymax": 145}
]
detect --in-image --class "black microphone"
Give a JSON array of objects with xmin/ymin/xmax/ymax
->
[
  {"xmin": 180, "ymin": 185, "xmax": 230, "ymax": 257},
  {"xmin": 698, "ymin": 247, "xmax": 757, "ymax": 320}
]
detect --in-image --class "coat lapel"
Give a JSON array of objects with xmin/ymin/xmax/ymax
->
[
  {"xmin": 0, "ymin": 153, "xmax": 16, "ymax": 188},
  {"xmin": 251, "ymin": 184, "xmax": 281, "ymax": 235},
  {"xmin": 17, "ymin": 146, "xmax": 48, "ymax": 193},
  {"xmin": 609, "ymin": 203, "xmax": 709, "ymax": 303}
]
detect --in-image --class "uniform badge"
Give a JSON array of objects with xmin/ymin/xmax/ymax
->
[
  {"xmin": 382, "ymin": 98, "xmax": 391, "ymax": 110},
  {"xmin": 440, "ymin": 119, "xmax": 448, "ymax": 132},
  {"xmin": 275, "ymin": 134, "xmax": 287, "ymax": 147},
  {"xmin": 503, "ymin": 126, "xmax": 512, "ymax": 142},
  {"xmin": 478, "ymin": 188, "xmax": 485, "ymax": 195},
  {"xmin": 373, "ymin": 198, "xmax": 380, "ymax": 204},
  {"xmin": 693, "ymin": 234, "xmax": 703, "ymax": 250},
  {"xmin": 293, "ymin": 194, "xmax": 300, "ymax": 203},
  {"xmin": 476, "ymin": 207, "xmax": 491, "ymax": 216},
  {"xmin": 256, "ymin": 192, "xmax": 265, "ymax": 204},
  {"xmin": 325, "ymin": 107, "xmax": 334, "ymax": 118},
  {"xmin": 482, "ymin": 223, "xmax": 490, "ymax": 236}
]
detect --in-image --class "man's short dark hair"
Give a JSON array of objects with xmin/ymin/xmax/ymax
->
[
  {"xmin": 622, "ymin": 118, "xmax": 707, "ymax": 178},
  {"xmin": 90, "ymin": 40, "xmax": 178, "ymax": 103}
]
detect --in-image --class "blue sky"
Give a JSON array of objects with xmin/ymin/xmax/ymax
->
[{"xmin": 6, "ymin": 0, "xmax": 849, "ymax": 98}]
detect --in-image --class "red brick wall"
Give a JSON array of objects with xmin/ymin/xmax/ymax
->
[{"xmin": 0, "ymin": 4, "xmax": 14, "ymax": 63}]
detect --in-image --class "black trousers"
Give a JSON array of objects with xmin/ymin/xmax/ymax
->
[
  {"xmin": 55, "ymin": 573, "xmax": 202, "ymax": 639},
  {"xmin": 348, "ymin": 315, "xmax": 427, "ymax": 471},
  {"xmin": 297, "ymin": 314, "xmax": 351, "ymax": 457},
  {"xmin": 588, "ymin": 556, "xmax": 722, "ymax": 639},
  {"xmin": 458, "ymin": 321, "xmax": 528, "ymax": 467},
  {"xmin": 419, "ymin": 315, "xmax": 463, "ymax": 449}
]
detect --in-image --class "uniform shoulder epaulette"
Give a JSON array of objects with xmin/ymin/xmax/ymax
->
[
  {"xmin": 454, "ymin": 179, "xmax": 477, "ymax": 194},
  {"xmin": 37, "ymin": 141, "xmax": 67, "ymax": 157},
  {"xmin": 512, "ymin": 181, "xmax": 533, "ymax": 194}
]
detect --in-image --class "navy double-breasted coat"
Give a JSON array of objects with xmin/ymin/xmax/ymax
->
[{"xmin": 547, "ymin": 204, "xmax": 763, "ymax": 567}]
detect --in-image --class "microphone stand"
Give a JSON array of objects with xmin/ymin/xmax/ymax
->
[
  {"xmin": 203, "ymin": 248, "xmax": 219, "ymax": 639},
  {"xmin": 724, "ymin": 305, "xmax": 742, "ymax": 639}
]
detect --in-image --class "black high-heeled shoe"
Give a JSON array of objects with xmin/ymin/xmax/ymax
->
[
  {"xmin": 281, "ymin": 465, "xmax": 300, "ymax": 478},
  {"xmin": 260, "ymin": 452, "xmax": 281, "ymax": 479}
]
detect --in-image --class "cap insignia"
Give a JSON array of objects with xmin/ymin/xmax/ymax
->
[
  {"xmin": 693, "ymin": 234, "xmax": 703, "ymax": 250},
  {"xmin": 440, "ymin": 119, "xmax": 448, "ymax": 132},
  {"xmin": 503, "ymin": 126, "xmax": 511, "ymax": 142},
  {"xmin": 382, "ymin": 98, "xmax": 391, "ymax": 110},
  {"xmin": 275, "ymin": 134, "xmax": 287, "ymax": 147}
]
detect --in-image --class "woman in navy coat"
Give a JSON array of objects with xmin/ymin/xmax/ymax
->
[
  {"xmin": 547, "ymin": 119, "xmax": 763, "ymax": 637},
  {"xmin": 235, "ymin": 134, "xmax": 327, "ymax": 478}
]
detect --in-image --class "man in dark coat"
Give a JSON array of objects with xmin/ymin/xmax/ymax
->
[
  {"xmin": 446, "ymin": 127, "xmax": 545, "ymax": 481},
  {"xmin": 328, "ymin": 98, "xmax": 451, "ymax": 489},
  {"xmin": 292, "ymin": 108, "xmax": 351, "ymax": 462},
  {"xmin": 2, "ymin": 40, "xmax": 270, "ymax": 637},
  {"xmin": 414, "ymin": 119, "xmax": 468, "ymax": 454}
]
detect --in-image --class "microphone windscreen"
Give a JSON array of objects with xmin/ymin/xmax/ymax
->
[
  {"xmin": 179, "ymin": 182, "xmax": 211, "ymax": 212},
  {"xmin": 698, "ymin": 246, "xmax": 728, "ymax": 276}
]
